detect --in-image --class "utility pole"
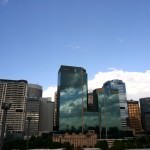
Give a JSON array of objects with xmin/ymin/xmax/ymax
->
[{"xmin": 0, "ymin": 102, "xmax": 11, "ymax": 150}]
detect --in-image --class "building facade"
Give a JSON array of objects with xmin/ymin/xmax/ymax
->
[
  {"xmin": 140, "ymin": 97, "xmax": 150, "ymax": 133},
  {"xmin": 57, "ymin": 65, "xmax": 88, "ymax": 132},
  {"xmin": 53, "ymin": 131, "xmax": 97, "ymax": 148},
  {"xmin": 0, "ymin": 79, "xmax": 27, "ymax": 137},
  {"xmin": 92, "ymin": 88, "xmax": 104, "ymax": 138},
  {"xmin": 25, "ymin": 84, "xmax": 42, "ymax": 136},
  {"xmin": 103, "ymin": 80, "xmax": 128, "ymax": 130},
  {"xmin": 88, "ymin": 92, "xmax": 98, "ymax": 112},
  {"xmin": 99, "ymin": 80, "xmax": 131, "ymax": 138},
  {"xmin": 127, "ymin": 100, "xmax": 142, "ymax": 134},
  {"xmin": 102, "ymin": 83, "xmax": 121, "ymax": 138},
  {"xmin": 53, "ymin": 92, "xmax": 58, "ymax": 131},
  {"xmin": 39, "ymin": 97, "xmax": 54, "ymax": 134}
]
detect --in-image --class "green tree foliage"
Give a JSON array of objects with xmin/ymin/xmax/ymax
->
[
  {"xmin": 3, "ymin": 135, "xmax": 73, "ymax": 150},
  {"xmin": 95, "ymin": 140, "xmax": 108, "ymax": 150},
  {"xmin": 111, "ymin": 140, "xmax": 125, "ymax": 150},
  {"xmin": 62, "ymin": 142, "xmax": 74, "ymax": 150},
  {"xmin": 111, "ymin": 136, "xmax": 150, "ymax": 150}
]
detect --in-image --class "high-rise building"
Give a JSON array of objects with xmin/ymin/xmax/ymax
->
[
  {"xmin": 88, "ymin": 92, "xmax": 98, "ymax": 112},
  {"xmin": 92, "ymin": 88, "xmax": 104, "ymax": 138},
  {"xmin": 140, "ymin": 97, "xmax": 150, "ymax": 133},
  {"xmin": 25, "ymin": 84, "xmax": 42, "ymax": 136},
  {"xmin": 53, "ymin": 92, "xmax": 58, "ymax": 131},
  {"xmin": 103, "ymin": 80, "xmax": 128, "ymax": 130},
  {"xmin": 102, "ymin": 83, "xmax": 121, "ymax": 138},
  {"xmin": 57, "ymin": 65, "xmax": 88, "ymax": 132},
  {"xmin": 39, "ymin": 97, "xmax": 54, "ymax": 134},
  {"xmin": 0, "ymin": 79, "xmax": 27, "ymax": 137},
  {"xmin": 127, "ymin": 100, "xmax": 142, "ymax": 134}
]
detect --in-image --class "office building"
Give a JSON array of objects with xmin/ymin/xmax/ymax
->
[
  {"xmin": 92, "ymin": 88, "xmax": 104, "ymax": 138},
  {"xmin": 102, "ymin": 83, "xmax": 121, "ymax": 138},
  {"xmin": 25, "ymin": 84, "xmax": 42, "ymax": 136},
  {"xmin": 127, "ymin": 100, "xmax": 142, "ymax": 134},
  {"xmin": 0, "ymin": 79, "xmax": 27, "ymax": 137},
  {"xmin": 140, "ymin": 97, "xmax": 150, "ymax": 133},
  {"xmin": 103, "ymin": 80, "xmax": 128, "ymax": 130},
  {"xmin": 98, "ymin": 79, "xmax": 132, "ymax": 138},
  {"xmin": 39, "ymin": 97, "xmax": 54, "ymax": 134},
  {"xmin": 57, "ymin": 65, "xmax": 88, "ymax": 132},
  {"xmin": 53, "ymin": 131, "xmax": 97, "ymax": 148},
  {"xmin": 88, "ymin": 92, "xmax": 98, "ymax": 112},
  {"xmin": 53, "ymin": 92, "xmax": 58, "ymax": 131}
]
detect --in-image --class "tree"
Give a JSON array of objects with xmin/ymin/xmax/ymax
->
[
  {"xmin": 111, "ymin": 140, "xmax": 124, "ymax": 150},
  {"xmin": 95, "ymin": 140, "xmax": 108, "ymax": 150}
]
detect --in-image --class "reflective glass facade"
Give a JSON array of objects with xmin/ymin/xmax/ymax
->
[
  {"xmin": 103, "ymin": 80, "xmax": 128, "ymax": 130},
  {"xmin": 58, "ymin": 65, "xmax": 88, "ymax": 131},
  {"xmin": 101, "ymin": 85, "xmax": 121, "ymax": 133}
]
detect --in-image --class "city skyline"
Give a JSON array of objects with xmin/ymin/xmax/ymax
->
[
  {"xmin": 1, "ymin": 0, "xmax": 150, "ymax": 100},
  {"xmin": 43, "ymin": 68, "xmax": 150, "ymax": 101}
]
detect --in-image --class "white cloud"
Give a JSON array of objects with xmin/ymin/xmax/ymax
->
[
  {"xmin": 0, "ymin": 0, "xmax": 8, "ymax": 5},
  {"xmin": 43, "ymin": 86, "xmax": 57, "ymax": 101},
  {"xmin": 43, "ymin": 69, "xmax": 150, "ymax": 101},
  {"xmin": 66, "ymin": 43, "xmax": 81, "ymax": 50},
  {"xmin": 88, "ymin": 69, "xmax": 150, "ymax": 100}
]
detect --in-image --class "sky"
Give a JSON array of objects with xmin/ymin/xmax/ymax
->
[{"xmin": 1, "ymin": 0, "xmax": 150, "ymax": 101}]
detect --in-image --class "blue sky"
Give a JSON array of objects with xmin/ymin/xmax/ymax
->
[{"xmin": 1, "ymin": 0, "xmax": 150, "ymax": 94}]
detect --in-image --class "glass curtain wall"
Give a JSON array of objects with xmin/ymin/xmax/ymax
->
[
  {"xmin": 58, "ymin": 65, "xmax": 88, "ymax": 132},
  {"xmin": 102, "ymin": 81, "xmax": 122, "ymax": 138}
]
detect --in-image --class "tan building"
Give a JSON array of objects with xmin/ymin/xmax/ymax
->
[
  {"xmin": 127, "ymin": 100, "xmax": 143, "ymax": 134},
  {"xmin": 53, "ymin": 131, "xmax": 97, "ymax": 148},
  {"xmin": 0, "ymin": 79, "xmax": 27, "ymax": 137}
]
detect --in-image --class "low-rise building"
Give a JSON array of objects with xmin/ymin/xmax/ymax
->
[{"xmin": 53, "ymin": 132, "xmax": 97, "ymax": 148}]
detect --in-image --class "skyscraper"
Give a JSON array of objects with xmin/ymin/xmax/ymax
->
[
  {"xmin": 25, "ymin": 84, "xmax": 42, "ymax": 136},
  {"xmin": 53, "ymin": 92, "xmax": 58, "ymax": 131},
  {"xmin": 140, "ymin": 97, "xmax": 150, "ymax": 133},
  {"xmin": 88, "ymin": 92, "xmax": 98, "ymax": 112},
  {"xmin": 57, "ymin": 65, "xmax": 88, "ymax": 132},
  {"xmin": 0, "ymin": 79, "xmax": 27, "ymax": 137},
  {"xmin": 127, "ymin": 100, "xmax": 142, "ymax": 134},
  {"xmin": 103, "ymin": 80, "xmax": 128, "ymax": 130},
  {"xmin": 39, "ymin": 97, "xmax": 54, "ymax": 134},
  {"xmin": 92, "ymin": 88, "xmax": 104, "ymax": 138}
]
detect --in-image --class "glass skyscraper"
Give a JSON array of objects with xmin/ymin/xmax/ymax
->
[
  {"xmin": 57, "ymin": 67, "xmax": 130, "ymax": 137},
  {"xmin": 97, "ymin": 79, "xmax": 129, "ymax": 138},
  {"xmin": 57, "ymin": 65, "xmax": 88, "ymax": 132},
  {"xmin": 103, "ymin": 80, "xmax": 128, "ymax": 130}
]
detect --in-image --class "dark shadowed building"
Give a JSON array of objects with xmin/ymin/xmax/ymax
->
[{"xmin": 140, "ymin": 97, "xmax": 150, "ymax": 133}]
